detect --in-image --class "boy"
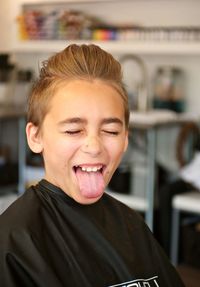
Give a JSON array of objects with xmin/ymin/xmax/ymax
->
[{"xmin": 0, "ymin": 44, "xmax": 185, "ymax": 286}]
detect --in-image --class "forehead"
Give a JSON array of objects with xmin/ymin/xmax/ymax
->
[{"xmin": 47, "ymin": 80, "xmax": 125, "ymax": 121}]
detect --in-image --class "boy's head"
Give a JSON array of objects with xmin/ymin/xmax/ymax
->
[
  {"xmin": 26, "ymin": 44, "xmax": 130, "ymax": 204},
  {"xmin": 27, "ymin": 44, "xmax": 129, "ymax": 134}
]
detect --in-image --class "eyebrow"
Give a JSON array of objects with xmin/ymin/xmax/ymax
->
[
  {"xmin": 58, "ymin": 117, "xmax": 123, "ymax": 126},
  {"xmin": 58, "ymin": 117, "xmax": 86, "ymax": 125},
  {"xmin": 101, "ymin": 118, "xmax": 123, "ymax": 126}
]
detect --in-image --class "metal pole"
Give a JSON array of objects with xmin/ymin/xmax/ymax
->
[
  {"xmin": 145, "ymin": 128, "xmax": 156, "ymax": 231},
  {"xmin": 18, "ymin": 116, "xmax": 26, "ymax": 194}
]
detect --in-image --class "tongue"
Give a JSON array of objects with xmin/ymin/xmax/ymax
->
[{"xmin": 76, "ymin": 168, "xmax": 105, "ymax": 198}]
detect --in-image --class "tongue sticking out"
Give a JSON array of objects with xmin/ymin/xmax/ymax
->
[{"xmin": 76, "ymin": 168, "xmax": 105, "ymax": 198}]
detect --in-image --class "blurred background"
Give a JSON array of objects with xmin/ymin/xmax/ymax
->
[{"xmin": 0, "ymin": 1, "xmax": 200, "ymax": 286}]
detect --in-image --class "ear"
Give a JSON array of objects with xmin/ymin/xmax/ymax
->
[
  {"xmin": 123, "ymin": 130, "xmax": 129, "ymax": 153},
  {"xmin": 26, "ymin": 122, "xmax": 43, "ymax": 153}
]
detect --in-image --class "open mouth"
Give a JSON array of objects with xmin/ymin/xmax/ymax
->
[
  {"xmin": 73, "ymin": 165, "xmax": 105, "ymax": 174},
  {"xmin": 73, "ymin": 164, "xmax": 106, "ymax": 199}
]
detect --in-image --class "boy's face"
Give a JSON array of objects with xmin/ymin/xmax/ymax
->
[{"xmin": 27, "ymin": 79, "xmax": 128, "ymax": 204}]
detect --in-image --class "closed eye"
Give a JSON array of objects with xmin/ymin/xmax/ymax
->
[
  {"xmin": 65, "ymin": 130, "xmax": 82, "ymax": 135},
  {"xmin": 102, "ymin": 130, "xmax": 119, "ymax": 135}
]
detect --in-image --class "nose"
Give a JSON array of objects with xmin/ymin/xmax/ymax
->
[{"xmin": 81, "ymin": 135, "xmax": 102, "ymax": 156}]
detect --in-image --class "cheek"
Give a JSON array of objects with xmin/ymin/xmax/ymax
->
[
  {"xmin": 48, "ymin": 140, "xmax": 81, "ymax": 165},
  {"xmin": 107, "ymin": 139, "xmax": 126, "ymax": 161},
  {"xmin": 42, "ymin": 140, "xmax": 67, "ymax": 165}
]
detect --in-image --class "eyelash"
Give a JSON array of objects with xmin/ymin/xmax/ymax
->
[
  {"xmin": 102, "ymin": 130, "xmax": 119, "ymax": 135},
  {"xmin": 64, "ymin": 130, "xmax": 119, "ymax": 136},
  {"xmin": 65, "ymin": 130, "xmax": 81, "ymax": 135}
]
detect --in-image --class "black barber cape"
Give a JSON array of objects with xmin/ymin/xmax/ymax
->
[{"xmin": 0, "ymin": 180, "xmax": 185, "ymax": 287}]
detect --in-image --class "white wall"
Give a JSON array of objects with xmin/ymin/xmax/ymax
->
[
  {"xmin": 9, "ymin": 0, "xmax": 200, "ymax": 27},
  {"xmin": 0, "ymin": 0, "xmax": 12, "ymax": 52}
]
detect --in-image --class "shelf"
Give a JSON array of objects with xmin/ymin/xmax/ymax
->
[
  {"xmin": 22, "ymin": 0, "xmax": 121, "ymax": 4},
  {"xmin": 13, "ymin": 40, "xmax": 200, "ymax": 55}
]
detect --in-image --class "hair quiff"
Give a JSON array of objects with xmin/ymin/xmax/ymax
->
[{"xmin": 27, "ymin": 44, "xmax": 129, "ymax": 131}]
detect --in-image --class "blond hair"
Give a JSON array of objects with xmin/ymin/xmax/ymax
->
[{"xmin": 27, "ymin": 44, "xmax": 129, "ymax": 132}]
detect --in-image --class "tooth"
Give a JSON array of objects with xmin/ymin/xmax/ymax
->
[{"xmin": 79, "ymin": 166, "xmax": 102, "ymax": 172}]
